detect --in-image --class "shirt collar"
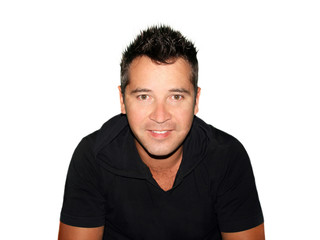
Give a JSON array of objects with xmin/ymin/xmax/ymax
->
[{"xmin": 94, "ymin": 114, "xmax": 209, "ymax": 181}]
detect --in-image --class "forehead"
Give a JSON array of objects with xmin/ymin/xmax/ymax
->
[{"xmin": 128, "ymin": 56, "xmax": 193, "ymax": 89}]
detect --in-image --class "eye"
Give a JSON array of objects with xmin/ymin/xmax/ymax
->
[
  {"xmin": 171, "ymin": 95, "xmax": 183, "ymax": 101},
  {"xmin": 137, "ymin": 95, "xmax": 150, "ymax": 101}
]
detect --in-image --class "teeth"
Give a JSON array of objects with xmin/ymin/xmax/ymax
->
[{"xmin": 152, "ymin": 130, "xmax": 168, "ymax": 134}]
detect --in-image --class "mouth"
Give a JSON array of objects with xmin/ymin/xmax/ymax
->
[
  {"xmin": 148, "ymin": 130, "xmax": 172, "ymax": 138},
  {"xmin": 151, "ymin": 130, "xmax": 169, "ymax": 134}
]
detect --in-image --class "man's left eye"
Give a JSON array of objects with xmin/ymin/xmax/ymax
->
[{"xmin": 172, "ymin": 95, "xmax": 183, "ymax": 101}]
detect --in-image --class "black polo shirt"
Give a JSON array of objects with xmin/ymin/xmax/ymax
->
[{"xmin": 60, "ymin": 114, "xmax": 263, "ymax": 239}]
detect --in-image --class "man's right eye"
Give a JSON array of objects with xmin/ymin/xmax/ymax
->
[{"xmin": 137, "ymin": 95, "xmax": 149, "ymax": 100}]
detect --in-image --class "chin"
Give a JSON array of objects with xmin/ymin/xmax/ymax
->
[{"xmin": 143, "ymin": 143, "xmax": 182, "ymax": 159}]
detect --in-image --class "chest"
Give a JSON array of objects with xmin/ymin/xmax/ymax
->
[
  {"xmin": 103, "ymin": 166, "xmax": 219, "ymax": 240},
  {"xmin": 150, "ymin": 169, "xmax": 177, "ymax": 191}
]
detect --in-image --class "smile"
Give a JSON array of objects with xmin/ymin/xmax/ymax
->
[
  {"xmin": 148, "ymin": 130, "xmax": 172, "ymax": 138},
  {"xmin": 152, "ymin": 130, "xmax": 168, "ymax": 134}
]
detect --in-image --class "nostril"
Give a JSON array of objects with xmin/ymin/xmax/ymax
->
[{"xmin": 149, "ymin": 103, "xmax": 171, "ymax": 123}]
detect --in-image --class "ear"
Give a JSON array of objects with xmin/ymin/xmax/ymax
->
[
  {"xmin": 118, "ymin": 86, "xmax": 126, "ymax": 114},
  {"xmin": 194, "ymin": 87, "xmax": 201, "ymax": 115}
]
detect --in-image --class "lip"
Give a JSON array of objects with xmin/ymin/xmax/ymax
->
[{"xmin": 148, "ymin": 130, "xmax": 172, "ymax": 138}]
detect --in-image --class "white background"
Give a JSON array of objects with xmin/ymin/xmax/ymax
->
[{"xmin": 1, "ymin": 0, "xmax": 319, "ymax": 239}]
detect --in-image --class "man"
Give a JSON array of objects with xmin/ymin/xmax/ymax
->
[{"xmin": 59, "ymin": 25, "xmax": 264, "ymax": 240}]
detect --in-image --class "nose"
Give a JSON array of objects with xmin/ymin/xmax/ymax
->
[{"xmin": 149, "ymin": 101, "xmax": 171, "ymax": 124}]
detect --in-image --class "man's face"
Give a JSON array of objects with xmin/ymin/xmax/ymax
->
[{"xmin": 119, "ymin": 56, "xmax": 200, "ymax": 157}]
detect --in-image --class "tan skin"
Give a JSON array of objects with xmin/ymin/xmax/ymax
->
[
  {"xmin": 222, "ymin": 223, "xmax": 265, "ymax": 240},
  {"xmin": 58, "ymin": 56, "xmax": 265, "ymax": 239},
  {"xmin": 58, "ymin": 222, "xmax": 264, "ymax": 240},
  {"xmin": 58, "ymin": 222, "xmax": 104, "ymax": 240}
]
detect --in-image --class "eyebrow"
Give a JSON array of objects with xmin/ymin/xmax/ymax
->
[
  {"xmin": 130, "ymin": 88, "xmax": 191, "ymax": 95},
  {"xmin": 130, "ymin": 88, "xmax": 152, "ymax": 94},
  {"xmin": 169, "ymin": 88, "xmax": 191, "ymax": 95}
]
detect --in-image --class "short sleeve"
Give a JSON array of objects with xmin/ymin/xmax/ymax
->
[
  {"xmin": 60, "ymin": 135, "xmax": 106, "ymax": 227},
  {"xmin": 215, "ymin": 139, "xmax": 264, "ymax": 232}
]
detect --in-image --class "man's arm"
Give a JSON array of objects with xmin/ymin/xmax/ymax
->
[
  {"xmin": 58, "ymin": 222, "xmax": 104, "ymax": 240},
  {"xmin": 221, "ymin": 223, "xmax": 265, "ymax": 240}
]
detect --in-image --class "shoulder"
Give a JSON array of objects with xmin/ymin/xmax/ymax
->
[
  {"xmin": 193, "ymin": 117, "xmax": 252, "ymax": 179},
  {"xmin": 74, "ymin": 114, "xmax": 128, "ymax": 155},
  {"xmin": 193, "ymin": 116, "xmax": 245, "ymax": 153},
  {"xmin": 70, "ymin": 114, "xmax": 128, "ymax": 170}
]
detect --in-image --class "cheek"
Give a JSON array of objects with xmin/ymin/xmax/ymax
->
[
  {"xmin": 174, "ymin": 102, "xmax": 195, "ymax": 115},
  {"xmin": 174, "ymin": 107, "xmax": 195, "ymax": 127},
  {"xmin": 126, "ymin": 104, "xmax": 149, "ymax": 126}
]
